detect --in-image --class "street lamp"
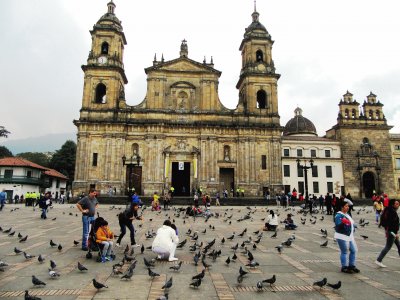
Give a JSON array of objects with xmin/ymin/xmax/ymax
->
[
  {"xmin": 296, "ymin": 158, "xmax": 314, "ymax": 202},
  {"xmin": 122, "ymin": 155, "xmax": 141, "ymax": 196}
]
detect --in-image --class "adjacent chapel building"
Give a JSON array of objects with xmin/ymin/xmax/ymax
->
[{"xmin": 73, "ymin": 1, "xmax": 399, "ymax": 199}]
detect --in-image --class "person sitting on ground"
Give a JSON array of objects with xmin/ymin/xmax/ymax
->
[
  {"xmin": 284, "ymin": 213, "xmax": 297, "ymax": 230},
  {"xmin": 96, "ymin": 219, "xmax": 114, "ymax": 262},
  {"xmin": 263, "ymin": 210, "xmax": 279, "ymax": 231},
  {"xmin": 152, "ymin": 220, "xmax": 179, "ymax": 262}
]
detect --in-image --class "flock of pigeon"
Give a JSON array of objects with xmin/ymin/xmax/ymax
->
[{"xmin": 0, "ymin": 203, "xmax": 376, "ymax": 299}]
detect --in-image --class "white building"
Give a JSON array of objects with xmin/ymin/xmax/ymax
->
[
  {"xmin": 0, "ymin": 157, "xmax": 68, "ymax": 201},
  {"xmin": 281, "ymin": 108, "xmax": 344, "ymax": 197}
]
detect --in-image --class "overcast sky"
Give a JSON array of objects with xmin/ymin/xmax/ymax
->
[{"xmin": 1, "ymin": 0, "xmax": 399, "ymax": 144}]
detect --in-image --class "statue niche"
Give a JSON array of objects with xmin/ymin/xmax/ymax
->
[{"xmin": 170, "ymin": 81, "xmax": 196, "ymax": 110}]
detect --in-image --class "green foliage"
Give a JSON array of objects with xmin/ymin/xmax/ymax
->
[
  {"xmin": 49, "ymin": 140, "xmax": 76, "ymax": 183},
  {"xmin": 17, "ymin": 152, "xmax": 50, "ymax": 167},
  {"xmin": 0, "ymin": 126, "xmax": 10, "ymax": 138},
  {"xmin": 0, "ymin": 146, "xmax": 13, "ymax": 158}
]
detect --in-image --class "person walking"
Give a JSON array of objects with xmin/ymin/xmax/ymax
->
[
  {"xmin": 375, "ymin": 199, "xmax": 400, "ymax": 268},
  {"xmin": 373, "ymin": 197, "xmax": 384, "ymax": 224},
  {"xmin": 76, "ymin": 189, "xmax": 99, "ymax": 251},
  {"xmin": 334, "ymin": 200, "xmax": 359, "ymax": 274},
  {"xmin": 116, "ymin": 202, "xmax": 142, "ymax": 248},
  {"xmin": 318, "ymin": 195, "xmax": 324, "ymax": 210},
  {"xmin": 325, "ymin": 193, "xmax": 333, "ymax": 215},
  {"xmin": 37, "ymin": 191, "xmax": 52, "ymax": 219},
  {"xmin": 152, "ymin": 220, "xmax": 179, "ymax": 261},
  {"xmin": 0, "ymin": 189, "xmax": 7, "ymax": 211}
]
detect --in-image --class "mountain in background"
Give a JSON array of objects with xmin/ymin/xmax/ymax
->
[{"xmin": 1, "ymin": 132, "xmax": 76, "ymax": 155}]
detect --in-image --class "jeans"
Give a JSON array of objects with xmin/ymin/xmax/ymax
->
[
  {"xmin": 101, "ymin": 241, "xmax": 113, "ymax": 256},
  {"xmin": 82, "ymin": 215, "xmax": 95, "ymax": 249},
  {"xmin": 117, "ymin": 220, "xmax": 135, "ymax": 245},
  {"xmin": 41, "ymin": 208, "xmax": 47, "ymax": 219},
  {"xmin": 337, "ymin": 239, "xmax": 358, "ymax": 267},
  {"xmin": 377, "ymin": 232, "xmax": 400, "ymax": 262}
]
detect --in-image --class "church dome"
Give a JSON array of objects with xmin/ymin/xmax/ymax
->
[
  {"xmin": 244, "ymin": 10, "xmax": 271, "ymax": 40},
  {"xmin": 283, "ymin": 107, "xmax": 318, "ymax": 136},
  {"xmin": 95, "ymin": 1, "xmax": 123, "ymax": 31}
]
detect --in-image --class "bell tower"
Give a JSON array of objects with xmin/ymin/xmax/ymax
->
[
  {"xmin": 80, "ymin": 0, "xmax": 128, "ymax": 115},
  {"xmin": 236, "ymin": 2, "xmax": 280, "ymax": 123}
]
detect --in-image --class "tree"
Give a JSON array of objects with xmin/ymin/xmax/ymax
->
[
  {"xmin": 0, "ymin": 146, "xmax": 13, "ymax": 158},
  {"xmin": 17, "ymin": 152, "xmax": 50, "ymax": 167},
  {"xmin": 0, "ymin": 126, "xmax": 10, "ymax": 138},
  {"xmin": 49, "ymin": 140, "xmax": 76, "ymax": 184}
]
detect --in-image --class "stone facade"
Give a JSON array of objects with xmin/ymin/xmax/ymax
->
[
  {"xmin": 73, "ymin": 2, "xmax": 283, "ymax": 197},
  {"xmin": 390, "ymin": 134, "xmax": 400, "ymax": 198},
  {"xmin": 326, "ymin": 92, "xmax": 396, "ymax": 198}
]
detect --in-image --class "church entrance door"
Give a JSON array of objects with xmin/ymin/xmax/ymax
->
[
  {"xmin": 362, "ymin": 172, "xmax": 375, "ymax": 198},
  {"xmin": 219, "ymin": 168, "xmax": 234, "ymax": 194},
  {"xmin": 171, "ymin": 162, "xmax": 190, "ymax": 196}
]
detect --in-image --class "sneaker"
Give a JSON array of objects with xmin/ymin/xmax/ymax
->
[
  {"xmin": 105, "ymin": 256, "xmax": 111, "ymax": 261},
  {"xmin": 157, "ymin": 255, "xmax": 162, "ymax": 260},
  {"xmin": 168, "ymin": 257, "xmax": 178, "ymax": 262},
  {"xmin": 115, "ymin": 243, "xmax": 121, "ymax": 248},
  {"xmin": 375, "ymin": 260, "xmax": 387, "ymax": 268},
  {"xmin": 341, "ymin": 266, "xmax": 353, "ymax": 273},
  {"xmin": 132, "ymin": 244, "xmax": 141, "ymax": 248},
  {"xmin": 101, "ymin": 256, "xmax": 106, "ymax": 263},
  {"xmin": 348, "ymin": 266, "xmax": 360, "ymax": 273}
]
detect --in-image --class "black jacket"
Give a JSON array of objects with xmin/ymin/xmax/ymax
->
[{"xmin": 380, "ymin": 206, "xmax": 399, "ymax": 234}]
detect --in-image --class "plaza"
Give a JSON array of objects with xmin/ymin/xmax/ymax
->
[{"xmin": 0, "ymin": 202, "xmax": 399, "ymax": 299}]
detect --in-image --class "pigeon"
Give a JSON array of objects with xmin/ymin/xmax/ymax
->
[
  {"xmin": 247, "ymin": 251, "xmax": 254, "ymax": 262},
  {"xmin": 263, "ymin": 275, "xmax": 276, "ymax": 286},
  {"xmin": 3, "ymin": 227, "xmax": 12, "ymax": 233},
  {"xmin": 8, "ymin": 231, "xmax": 15, "ymax": 236},
  {"xmin": 121, "ymin": 266, "xmax": 134, "ymax": 280},
  {"xmin": 202, "ymin": 258, "xmax": 211, "ymax": 269},
  {"xmin": 177, "ymin": 239, "xmax": 187, "ymax": 248},
  {"xmin": 73, "ymin": 240, "xmax": 80, "ymax": 246},
  {"xmin": 144, "ymin": 257, "xmax": 155, "ymax": 268},
  {"xmin": 192, "ymin": 269, "xmax": 205, "ymax": 280},
  {"xmin": 360, "ymin": 235, "xmax": 368, "ymax": 240},
  {"xmin": 24, "ymin": 252, "xmax": 35, "ymax": 260},
  {"xmin": 169, "ymin": 261, "xmax": 182, "ymax": 271},
  {"xmin": 190, "ymin": 278, "xmax": 202, "ymax": 288},
  {"xmin": 78, "ymin": 262, "xmax": 88, "ymax": 271},
  {"xmin": 24, "ymin": 290, "xmax": 42, "ymax": 300},
  {"xmin": 271, "ymin": 231, "xmax": 277, "ymax": 238},
  {"xmin": 19, "ymin": 235, "xmax": 28, "ymax": 242},
  {"xmin": 256, "ymin": 281, "xmax": 263, "ymax": 290},
  {"xmin": 162, "ymin": 276, "xmax": 173, "ymax": 289},
  {"xmin": 38, "ymin": 254, "xmax": 45, "ymax": 263},
  {"xmin": 221, "ymin": 237, "xmax": 225, "ymax": 244},
  {"xmin": 50, "ymin": 260, "xmax": 57, "ymax": 270},
  {"xmin": 239, "ymin": 266, "xmax": 248, "ymax": 276},
  {"xmin": 156, "ymin": 293, "xmax": 169, "ymax": 300},
  {"xmin": 232, "ymin": 252, "xmax": 237, "ymax": 261},
  {"xmin": 112, "ymin": 265, "xmax": 123, "ymax": 276},
  {"xmin": 92, "ymin": 278, "xmax": 108, "ymax": 289},
  {"xmin": 48, "ymin": 269, "xmax": 60, "ymax": 278},
  {"xmin": 32, "ymin": 275, "xmax": 46, "ymax": 286},
  {"xmin": 320, "ymin": 240, "xmax": 328, "ymax": 247},
  {"xmin": 275, "ymin": 244, "xmax": 283, "ymax": 254},
  {"xmin": 313, "ymin": 277, "xmax": 327, "ymax": 289},
  {"xmin": 50, "ymin": 240, "xmax": 57, "ymax": 247},
  {"xmin": 225, "ymin": 256, "xmax": 231, "ymax": 265},
  {"xmin": 14, "ymin": 247, "xmax": 23, "ymax": 254},
  {"xmin": 231, "ymin": 243, "xmax": 239, "ymax": 251},
  {"xmin": 227, "ymin": 234, "xmax": 235, "ymax": 240},
  {"xmin": 141, "ymin": 244, "xmax": 145, "ymax": 254},
  {"xmin": 193, "ymin": 254, "xmax": 200, "ymax": 266},
  {"xmin": 327, "ymin": 281, "xmax": 341, "ymax": 290},
  {"xmin": 148, "ymin": 268, "xmax": 160, "ymax": 278},
  {"xmin": 246, "ymin": 261, "xmax": 259, "ymax": 268},
  {"xmin": 52, "ymin": 217, "xmax": 57, "ymax": 221},
  {"xmin": 124, "ymin": 244, "xmax": 130, "ymax": 254},
  {"xmin": 18, "ymin": 232, "xmax": 23, "ymax": 238},
  {"xmin": 237, "ymin": 274, "xmax": 244, "ymax": 284},
  {"xmin": 0, "ymin": 261, "xmax": 9, "ymax": 267},
  {"xmin": 57, "ymin": 244, "xmax": 62, "ymax": 251}
]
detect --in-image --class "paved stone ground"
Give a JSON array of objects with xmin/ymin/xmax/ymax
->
[{"xmin": 0, "ymin": 203, "xmax": 399, "ymax": 300}]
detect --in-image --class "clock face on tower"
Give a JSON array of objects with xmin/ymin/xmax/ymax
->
[{"xmin": 97, "ymin": 56, "xmax": 108, "ymax": 64}]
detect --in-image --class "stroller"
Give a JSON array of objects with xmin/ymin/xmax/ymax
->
[{"xmin": 85, "ymin": 217, "xmax": 116, "ymax": 262}]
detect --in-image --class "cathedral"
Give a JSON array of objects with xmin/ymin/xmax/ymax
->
[{"xmin": 73, "ymin": 1, "xmax": 399, "ymax": 199}]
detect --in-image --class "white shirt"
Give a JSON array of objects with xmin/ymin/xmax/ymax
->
[
  {"xmin": 267, "ymin": 214, "xmax": 278, "ymax": 226},
  {"xmin": 152, "ymin": 225, "xmax": 179, "ymax": 249}
]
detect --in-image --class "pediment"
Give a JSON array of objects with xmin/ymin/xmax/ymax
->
[{"xmin": 160, "ymin": 60, "xmax": 211, "ymax": 72}]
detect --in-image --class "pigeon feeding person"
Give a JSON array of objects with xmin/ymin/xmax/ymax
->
[
  {"xmin": 152, "ymin": 220, "xmax": 179, "ymax": 262},
  {"xmin": 115, "ymin": 202, "xmax": 142, "ymax": 248}
]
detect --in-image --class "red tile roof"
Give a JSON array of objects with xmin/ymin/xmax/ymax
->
[
  {"xmin": 0, "ymin": 157, "xmax": 48, "ymax": 170},
  {"xmin": 44, "ymin": 169, "xmax": 68, "ymax": 180}
]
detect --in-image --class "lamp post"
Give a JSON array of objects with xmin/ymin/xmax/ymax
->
[
  {"xmin": 122, "ymin": 154, "xmax": 141, "ymax": 196},
  {"xmin": 296, "ymin": 158, "xmax": 314, "ymax": 202}
]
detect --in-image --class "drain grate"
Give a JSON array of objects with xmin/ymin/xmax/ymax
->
[{"xmin": 230, "ymin": 285, "xmax": 314, "ymax": 293}]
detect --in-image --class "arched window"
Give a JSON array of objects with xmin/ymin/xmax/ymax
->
[
  {"xmin": 256, "ymin": 50, "xmax": 264, "ymax": 62},
  {"xmin": 223, "ymin": 145, "xmax": 230, "ymax": 161},
  {"xmin": 95, "ymin": 83, "xmax": 107, "ymax": 103},
  {"xmin": 256, "ymin": 90, "xmax": 267, "ymax": 109},
  {"xmin": 344, "ymin": 109, "xmax": 349, "ymax": 118},
  {"xmin": 101, "ymin": 42, "xmax": 109, "ymax": 55},
  {"xmin": 362, "ymin": 137, "xmax": 370, "ymax": 144},
  {"xmin": 368, "ymin": 110, "xmax": 373, "ymax": 119},
  {"xmin": 352, "ymin": 109, "xmax": 356, "ymax": 119},
  {"xmin": 376, "ymin": 110, "xmax": 380, "ymax": 119}
]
